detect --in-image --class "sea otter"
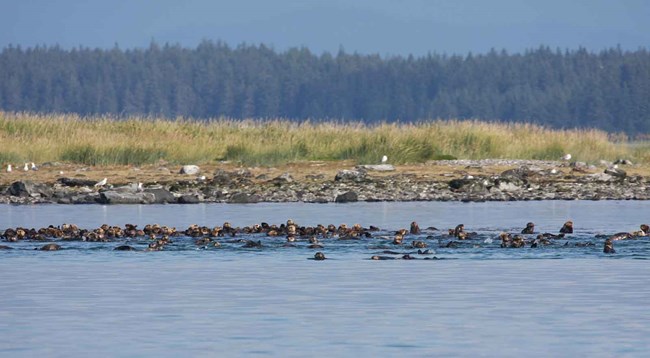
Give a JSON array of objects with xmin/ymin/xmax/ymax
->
[
  {"xmin": 521, "ymin": 222, "xmax": 535, "ymax": 234},
  {"xmin": 630, "ymin": 224, "xmax": 649, "ymax": 237},
  {"xmin": 603, "ymin": 238, "xmax": 615, "ymax": 254},
  {"xmin": 609, "ymin": 232, "xmax": 632, "ymax": 241},
  {"xmin": 307, "ymin": 237, "xmax": 324, "ymax": 249},
  {"xmin": 410, "ymin": 222, "xmax": 421, "ymax": 235},
  {"xmin": 530, "ymin": 235, "xmax": 551, "ymax": 248},
  {"xmin": 242, "ymin": 240, "xmax": 262, "ymax": 248},
  {"xmin": 411, "ymin": 240, "xmax": 427, "ymax": 248},
  {"xmin": 371, "ymin": 255, "xmax": 396, "ymax": 260},
  {"xmin": 39, "ymin": 243, "xmax": 61, "ymax": 251},
  {"xmin": 560, "ymin": 221, "xmax": 573, "ymax": 234}
]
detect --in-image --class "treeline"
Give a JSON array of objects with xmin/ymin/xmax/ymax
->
[{"xmin": 0, "ymin": 42, "xmax": 649, "ymax": 133}]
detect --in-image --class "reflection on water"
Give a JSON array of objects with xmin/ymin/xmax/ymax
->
[
  {"xmin": 1, "ymin": 201, "xmax": 649, "ymax": 356},
  {"xmin": 0, "ymin": 200, "xmax": 648, "ymax": 231}
]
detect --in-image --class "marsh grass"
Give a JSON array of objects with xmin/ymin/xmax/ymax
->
[{"xmin": 0, "ymin": 112, "xmax": 643, "ymax": 166}]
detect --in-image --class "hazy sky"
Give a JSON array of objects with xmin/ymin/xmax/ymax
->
[{"xmin": 1, "ymin": 0, "xmax": 648, "ymax": 55}]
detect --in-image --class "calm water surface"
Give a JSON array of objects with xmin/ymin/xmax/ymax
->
[{"xmin": 1, "ymin": 201, "xmax": 649, "ymax": 357}]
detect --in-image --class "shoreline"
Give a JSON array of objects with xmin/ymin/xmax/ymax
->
[{"xmin": 0, "ymin": 159, "xmax": 647, "ymax": 204}]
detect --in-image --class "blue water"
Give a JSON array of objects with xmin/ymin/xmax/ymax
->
[{"xmin": 1, "ymin": 201, "xmax": 649, "ymax": 356}]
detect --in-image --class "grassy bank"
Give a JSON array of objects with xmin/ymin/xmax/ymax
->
[{"xmin": 0, "ymin": 112, "xmax": 647, "ymax": 166}]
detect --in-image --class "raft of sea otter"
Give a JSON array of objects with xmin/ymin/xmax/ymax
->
[{"xmin": 1, "ymin": 220, "xmax": 648, "ymax": 259}]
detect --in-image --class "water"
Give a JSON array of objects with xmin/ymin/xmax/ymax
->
[{"xmin": 1, "ymin": 201, "xmax": 649, "ymax": 357}]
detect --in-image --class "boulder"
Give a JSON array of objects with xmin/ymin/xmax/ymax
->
[
  {"xmin": 356, "ymin": 164, "xmax": 396, "ymax": 172},
  {"xmin": 335, "ymin": 169, "xmax": 367, "ymax": 182},
  {"xmin": 70, "ymin": 193, "xmax": 100, "ymax": 204},
  {"xmin": 583, "ymin": 173, "xmax": 614, "ymax": 182},
  {"xmin": 270, "ymin": 172, "xmax": 294, "ymax": 185},
  {"xmin": 177, "ymin": 194, "xmax": 200, "ymax": 204},
  {"xmin": 7, "ymin": 181, "xmax": 52, "ymax": 198},
  {"xmin": 57, "ymin": 177, "xmax": 97, "ymax": 187},
  {"xmin": 98, "ymin": 191, "xmax": 155, "ymax": 204},
  {"xmin": 113, "ymin": 183, "xmax": 142, "ymax": 193},
  {"xmin": 335, "ymin": 191, "xmax": 358, "ymax": 203},
  {"xmin": 228, "ymin": 192, "xmax": 262, "ymax": 204},
  {"xmin": 449, "ymin": 178, "xmax": 473, "ymax": 191},
  {"xmin": 212, "ymin": 169, "xmax": 234, "ymax": 185},
  {"xmin": 180, "ymin": 165, "xmax": 200, "ymax": 175},
  {"xmin": 144, "ymin": 188, "xmax": 176, "ymax": 204},
  {"xmin": 604, "ymin": 167, "xmax": 626, "ymax": 179},
  {"xmin": 496, "ymin": 180, "xmax": 522, "ymax": 192},
  {"xmin": 500, "ymin": 166, "xmax": 530, "ymax": 182}
]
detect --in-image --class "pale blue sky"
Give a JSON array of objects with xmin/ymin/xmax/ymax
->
[{"xmin": 1, "ymin": 0, "xmax": 648, "ymax": 55}]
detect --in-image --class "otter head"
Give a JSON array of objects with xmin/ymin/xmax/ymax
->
[{"xmin": 410, "ymin": 222, "xmax": 421, "ymax": 234}]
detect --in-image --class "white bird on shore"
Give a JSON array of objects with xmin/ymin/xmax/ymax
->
[
  {"xmin": 562, "ymin": 154, "xmax": 572, "ymax": 161},
  {"xmin": 6, "ymin": 164, "xmax": 12, "ymax": 173},
  {"xmin": 23, "ymin": 163, "xmax": 29, "ymax": 171},
  {"xmin": 381, "ymin": 155, "xmax": 388, "ymax": 164},
  {"xmin": 31, "ymin": 162, "xmax": 38, "ymax": 171},
  {"xmin": 94, "ymin": 178, "xmax": 108, "ymax": 187}
]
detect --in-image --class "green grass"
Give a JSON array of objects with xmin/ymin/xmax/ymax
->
[{"xmin": 0, "ymin": 111, "xmax": 643, "ymax": 166}]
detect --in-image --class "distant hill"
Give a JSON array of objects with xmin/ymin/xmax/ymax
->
[{"xmin": 1, "ymin": 42, "xmax": 648, "ymax": 133}]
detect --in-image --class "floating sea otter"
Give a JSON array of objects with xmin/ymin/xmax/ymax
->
[
  {"xmin": 630, "ymin": 224, "xmax": 649, "ymax": 237},
  {"xmin": 530, "ymin": 234, "xmax": 552, "ymax": 248},
  {"xmin": 560, "ymin": 221, "xmax": 573, "ymax": 234},
  {"xmin": 410, "ymin": 221, "xmax": 421, "ymax": 235},
  {"xmin": 39, "ymin": 243, "xmax": 61, "ymax": 251},
  {"xmin": 411, "ymin": 240, "xmax": 427, "ymax": 249},
  {"xmin": 521, "ymin": 222, "xmax": 535, "ymax": 234}
]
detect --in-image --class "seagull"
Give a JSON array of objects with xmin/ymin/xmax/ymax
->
[
  {"xmin": 23, "ymin": 163, "xmax": 29, "ymax": 171},
  {"xmin": 381, "ymin": 155, "xmax": 388, "ymax": 164},
  {"xmin": 562, "ymin": 154, "xmax": 572, "ymax": 161},
  {"xmin": 94, "ymin": 178, "xmax": 108, "ymax": 187},
  {"xmin": 30, "ymin": 162, "xmax": 38, "ymax": 171},
  {"xmin": 6, "ymin": 164, "xmax": 12, "ymax": 173}
]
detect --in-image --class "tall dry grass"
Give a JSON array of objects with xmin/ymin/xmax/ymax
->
[{"xmin": 0, "ymin": 112, "xmax": 644, "ymax": 166}]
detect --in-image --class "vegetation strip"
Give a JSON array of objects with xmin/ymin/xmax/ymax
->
[{"xmin": 1, "ymin": 113, "xmax": 647, "ymax": 166}]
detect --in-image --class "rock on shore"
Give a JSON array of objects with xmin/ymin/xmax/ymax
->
[{"xmin": 1, "ymin": 160, "xmax": 648, "ymax": 204}]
